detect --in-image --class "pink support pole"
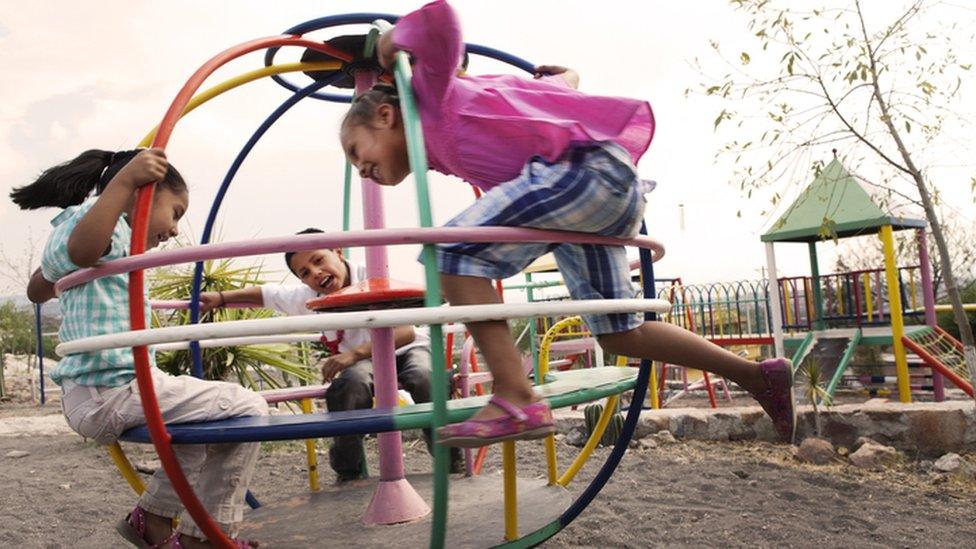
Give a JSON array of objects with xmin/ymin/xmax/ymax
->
[
  {"xmin": 917, "ymin": 228, "xmax": 945, "ymax": 401},
  {"xmin": 354, "ymin": 70, "xmax": 430, "ymax": 525}
]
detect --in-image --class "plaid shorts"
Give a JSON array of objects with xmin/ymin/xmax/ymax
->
[{"xmin": 434, "ymin": 142, "xmax": 647, "ymax": 335}]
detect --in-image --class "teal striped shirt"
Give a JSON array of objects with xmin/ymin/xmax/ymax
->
[{"xmin": 42, "ymin": 198, "xmax": 154, "ymax": 387}]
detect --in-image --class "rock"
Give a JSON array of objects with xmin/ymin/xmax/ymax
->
[
  {"xmin": 849, "ymin": 442, "xmax": 900, "ymax": 470},
  {"xmin": 59, "ymin": 483, "xmax": 71, "ymax": 490},
  {"xmin": 135, "ymin": 460, "xmax": 160, "ymax": 475},
  {"xmin": 4, "ymin": 450, "xmax": 30, "ymax": 459},
  {"xmin": 837, "ymin": 446, "xmax": 850, "ymax": 457},
  {"xmin": 564, "ymin": 427, "xmax": 588, "ymax": 447},
  {"xmin": 628, "ymin": 438, "xmax": 640, "ymax": 449},
  {"xmin": 651, "ymin": 430, "xmax": 677, "ymax": 445},
  {"xmin": 794, "ymin": 437, "xmax": 835, "ymax": 465},
  {"xmin": 933, "ymin": 453, "xmax": 975, "ymax": 477},
  {"xmin": 640, "ymin": 438, "xmax": 658, "ymax": 450},
  {"xmin": 731, "ymin": 469, "xmax": 750, "ymax": 479},
  {"xmin": 855, "ymin": 436, "xmax": 880, "ymax": 450}
]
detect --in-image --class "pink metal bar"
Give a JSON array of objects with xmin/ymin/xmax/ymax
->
[
  {"xmin": 351, "ymin": 70, "xmax": 429, "ymax": 525},
  {"xmin": 260, "ymin": 384, "xmax": 330, "ymax": 404},
  {"xmin": 56, "ymin": 227, "xmax": 665, "ymax": 293},
  {"xmin": 917, "ymin": 228, "xmax": 945, "ymax": 401}
]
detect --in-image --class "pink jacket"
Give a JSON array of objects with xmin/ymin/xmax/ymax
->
[{"xmin": 393, "ymin": 0, "xmax": 655, "ymax": 190}]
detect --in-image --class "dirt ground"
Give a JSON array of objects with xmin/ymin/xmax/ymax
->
[
  {"xmin": 2, "ymin": 401, "xmax": 975, "ymax": 548},
  {"xmin": 2, "ymin": 357, "xmax": 975, "ymax": 548}
]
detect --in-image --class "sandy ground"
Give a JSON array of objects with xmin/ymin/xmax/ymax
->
[
  {"xmin": 2, "ymin": 404, "xmax": 975, "ymax": 548},
  {"xmin": 2, "ymin": 359, "xmax": 975, "ymax": 547}
]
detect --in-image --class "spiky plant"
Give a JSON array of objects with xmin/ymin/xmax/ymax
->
[
  {"xmin": 150, "ymin": 256, "xmax": 314, "ymax": 390},
  {"xmin": 797, "ymin": 358, "xmax": 831, "ymax": 438}
]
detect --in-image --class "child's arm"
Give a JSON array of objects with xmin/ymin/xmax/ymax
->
[
  {"xmin": 376, "ymin": 0, "xmax": 462, "ymax": 101},
  {"xmin": 534, "ymin": 65, "xmax": 580, "ymax": 89},
  {"xmin": 198, "ymin": 287, "xmax": 264, "ymax": 313},
  {"xmin": 320, "ymin": 325, "xmax": 416, "ymax": 382},
  {"xmin": 67, "ymin": 149, "xmax": 168, "ymax": 268},
  {"xmin": 27, "ymin": 267, "xmax": 56, "ymax": 304}
]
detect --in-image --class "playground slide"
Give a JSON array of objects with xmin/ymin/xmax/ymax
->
[
  {"xmin": 795, "ymin": 335, "xmax": 853, "ymax": 400},
  {"xmin": 902, "ymin": 328, "xmax": 973, "ymax": 397}
]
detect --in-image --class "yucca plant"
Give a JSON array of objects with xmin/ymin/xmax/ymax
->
[
  {"xmin": 150, "ymin": 255, "xmax": 314, "ymax": 390},
  {"xmin": 797, "ymin": 358, "xmax": 832, "ymax": 438}
]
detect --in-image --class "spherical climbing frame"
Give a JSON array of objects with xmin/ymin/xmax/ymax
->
[{"xmin": 53, "ymin": 13, "xmax": 669, "ymax": 548}]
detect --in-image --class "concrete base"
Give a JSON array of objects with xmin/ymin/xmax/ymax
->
[
  {"xmin": 239, "ymin": 474, "xmax": 571, "ymax": 547},
  {"xmin": 555, "ymin": 399, "xmax": 976, "ymax": 457}
]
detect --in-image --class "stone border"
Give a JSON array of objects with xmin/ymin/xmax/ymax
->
[{"xmin": 554, "ymin": 399, "xmax": 976, "ymax": 457}]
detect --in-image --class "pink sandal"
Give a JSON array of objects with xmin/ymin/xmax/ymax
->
[
  {"xmin": 437, "ymin": 395, "xmax": 554, "ymax": 448},
  {"xmin": 116, "ymin": 505, "xmax": 258, "ymax": 548},
  {"xmin": 751, "ymin": 358, "xmax": 797, "ymax": 443},
  {"xmin": 116, "ymin": 506, "xmax": 170, "ymax": 548}
]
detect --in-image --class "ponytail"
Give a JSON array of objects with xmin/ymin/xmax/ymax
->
[
  {"xmin": 10, "ymin": 148, "xmax": 187, "ymax": 210},
  {"xmin": 341, "ymin": 83, "xmax": 401, "ymax": 129}
]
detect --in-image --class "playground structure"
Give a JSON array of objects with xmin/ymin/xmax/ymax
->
[
  {"xmin": 652, "ymin": 157, "xmax": 972, "ymax": 404},
  {"xmin": 46, "ymin": 12, "xmax": 674, "ymax": 548}
]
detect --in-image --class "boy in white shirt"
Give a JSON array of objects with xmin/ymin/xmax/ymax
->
[{"xmin": 201, "ymin": 228, "xmax": 462, "ymax": 480}]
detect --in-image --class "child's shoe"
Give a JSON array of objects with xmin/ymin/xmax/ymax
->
[
  {"xmin": 116, "ymin": 506, "xmax": 167, "ymax": 548},
  {"xmin": 437, "ymin": 396, "xmax": 554, "ymax": 448},
  {"xmin": 750, "ymin": 358, "xmax": 796, "ymax": 443}
]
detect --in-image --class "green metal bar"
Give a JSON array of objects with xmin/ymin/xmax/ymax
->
[
  {"xmin": 492, "ymin": 519, "xmax": 563, "ymax": 549},
  {"xmin": 825, "ymin": 329, "xmax": 862, "ymax": 399},
  {"xmin": 391, "ymin": 50, "xmax": 448, "ymax": 549},
  {"xmin": 503, "ymin": 279, "xmax": 564, "ymax": 291},
  {"xmin": 808, "ymin": 242, "xmax": 825, "ymax": 330},
  {"xmin": 342, "ymin": 160, "xmax": 352, "ymax": 257},
  {"xmin": 790, "ymin": 331, "xmax": 816, "ymax": 373}
]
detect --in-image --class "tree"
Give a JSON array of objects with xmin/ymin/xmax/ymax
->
[
  {"xmin": 0, "ymin": 230, "xmax": 42, "ymax": 296},
  {"xmin": 151, "ymin": 256, "xmax": 314, "ymax": 389},
  {"xmin": 698, "ymin": 0, "xmax": 976, "ymax": 398}
]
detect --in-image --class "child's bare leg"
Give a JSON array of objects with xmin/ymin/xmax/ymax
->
[
  {"xmin": 597, "ymin": 321, "xmax": 767, "ymax": 393},
  {"xmin": 442, "ymin": 274, "xmax": 536, "ymax": 420}
]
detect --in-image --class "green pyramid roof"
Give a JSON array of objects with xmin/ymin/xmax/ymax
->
[{"xmin": 761, "ymin": 158, "xmax": 925, "ymax": 243}]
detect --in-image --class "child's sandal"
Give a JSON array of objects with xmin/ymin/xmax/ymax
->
[
  {"xmin": 116, "ymin": 506, "xmax": 169, "ymax": 548},
  {"xmin": 437, "ymin": 395, "xmax": 554, "ymax": 448}
]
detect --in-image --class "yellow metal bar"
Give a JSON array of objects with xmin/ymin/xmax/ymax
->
[
  {"xmin": 863, "ymin": 273, "xmax": 874, "ymax": 321},
  {"xmin": 299, "ymin": 398, "xmax": 320, "ymax": 492},
  {"xmin": 880, "ymin": 226, "xmax": 911, "ymax": 403},
  {"xmin": 648, "ymin": 362, "xmax": 660, "ymax": 409},
  {"xmin": 107, "ymin": 443, "xmax": 146, "ymax": 495},
  {"xmin": 502, "ymin": 440, "xmax": 518, "ymax": 540},
  {"xmin": 556, "ymin": 394, "xmax": 619, "ymax": 487},
  {"xmin": 538, "ymin": 316, "xmax": 585, "ymax": 485},
  {"xmin": 834, "ymin": 279, "xmax": 844, "ymax": 316},
  {"xmin": 782, "ymin": 282, "xmax": 794, "ymax": 326},
  {"xmin": 137, "ymin": 61, "xmax": 341, "ymax": 147}
]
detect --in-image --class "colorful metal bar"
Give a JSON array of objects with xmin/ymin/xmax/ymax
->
[
  {"xmin": 57, "ymin": 228, "xmax": 665, "ymax": 293},
  {"xmin": 129, "ymin": 35, "xmax": 359, "ymax": 549},
  {"xmin": 880, "ymin": 226, "xmax": 911, "ymax": 403},
  {"xmin": 502, "ymin": 440, "xmax": 518, "ymax": 540},
  {"xmin": 299, "ymin": 398, "xmax": 320, "ymax": 492}
]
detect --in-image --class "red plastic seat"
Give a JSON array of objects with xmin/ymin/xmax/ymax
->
[{"xmin": 306, "ymin": 278, "xmax": 426, "ymax": 312}]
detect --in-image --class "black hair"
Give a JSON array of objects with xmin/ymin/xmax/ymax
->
[
  {"xmin": 10, "ymin": 149, "xmax": 187, "ymax": 210},
  {"xmin": 285, "ymin": 227, "xmax": 326, "ymax": 275},
  {"xmin": 340, "ymin": 83, "xmax": 400, "ymax": 130}
]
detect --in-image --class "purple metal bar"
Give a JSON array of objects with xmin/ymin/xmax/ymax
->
[{"xmin": 917, "ymin": 228, "xmax": 945, "ymax": 401}]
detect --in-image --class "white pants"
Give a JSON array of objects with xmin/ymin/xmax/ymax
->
[{"xmin": 60, "ymin": 368, "xmax": 268, "ymax": 538}]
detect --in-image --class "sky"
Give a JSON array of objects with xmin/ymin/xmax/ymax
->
[{"xmin": 0, "ymin": 0, "xmax": 973, "ymax": 297}]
